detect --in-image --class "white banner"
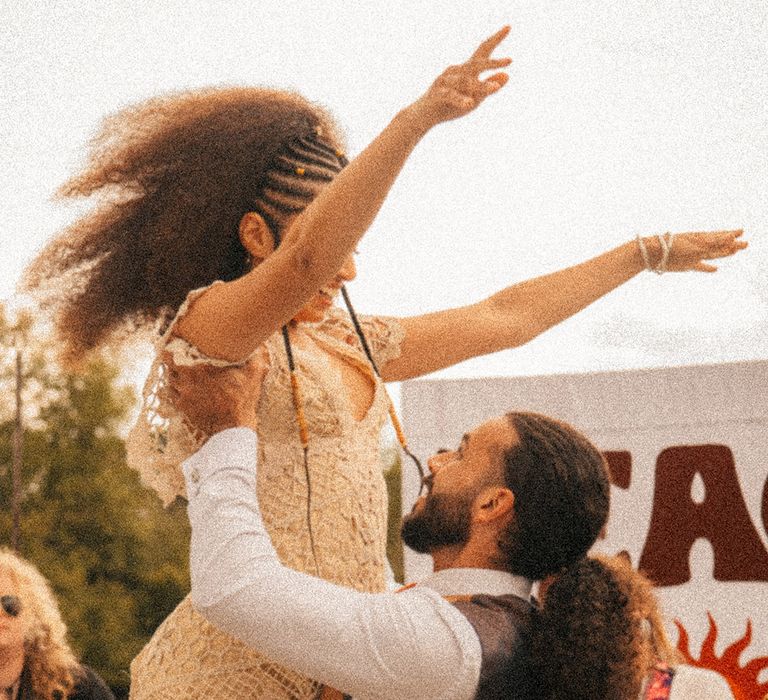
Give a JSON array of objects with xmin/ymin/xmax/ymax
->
[{"xmin": 401, "ymin": 360, "xmax": 768, "ymax": 698}]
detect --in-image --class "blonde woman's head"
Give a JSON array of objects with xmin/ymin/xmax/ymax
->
[{"xmin": 0, "ymin": 549, "xmax": 78, "ymax": 699}]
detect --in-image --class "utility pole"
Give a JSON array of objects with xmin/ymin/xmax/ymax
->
[{"xmin": 11, "ymin": 346, "xmax": 22, "ymax": 552}]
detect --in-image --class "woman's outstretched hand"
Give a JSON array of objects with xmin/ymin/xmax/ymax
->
[
  {"xmin": 643, "ymin": 229, "xmax": 747, "ymax": 272},
  {"xmin": 408, "ymin": 26, "xmax": 512, "ymax": 130}
]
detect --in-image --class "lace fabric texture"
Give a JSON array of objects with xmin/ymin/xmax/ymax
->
[{"xmin": 127, "ymin": 290, "xmax": 405, "ymax": 700}]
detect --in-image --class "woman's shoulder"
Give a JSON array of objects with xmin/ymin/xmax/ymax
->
[
  {"xmin": 316, "ymin": 306, "xmax": 405, "ymax": 364},
  {"xmin": 157, "ymin": 281, "xmax": 217, "ymax": 343},
  {"xmin": 159, "ymin": 280, "xmax": 260, "ymax": 368}
]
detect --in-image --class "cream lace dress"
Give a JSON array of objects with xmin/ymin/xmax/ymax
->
[{"xmin": 126, "ymin": 284, "xmax": 404, "ymax": 699}]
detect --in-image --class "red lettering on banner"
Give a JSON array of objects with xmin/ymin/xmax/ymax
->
[
  {"xmin": 763, "ymin": 476, "xmax": 768, "ymax": 539},
  {"xmin": 639, "ymin": 445, "xmax": 768, "ymax": 585},
  {"xmin": 603, "ymin": 451, "xmax": 631, "ymax": 489}
]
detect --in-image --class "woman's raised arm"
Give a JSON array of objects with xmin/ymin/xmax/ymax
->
[
  {"xmin": 381, "ymin": 230, "xmax": 747, "ymax": 381},
  {"xmin": 175, "ymin": 27, "xmax": 512, "ymax": 362}
]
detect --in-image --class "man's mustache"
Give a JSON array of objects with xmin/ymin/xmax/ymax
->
[{"xmin": 409, "ymin": 474, "xmax": 434, "ymax": 512}]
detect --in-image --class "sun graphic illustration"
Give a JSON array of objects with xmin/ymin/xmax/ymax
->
[{"xmin": 674, "ymin": 614, "xmax": 768, "ymax": 700}]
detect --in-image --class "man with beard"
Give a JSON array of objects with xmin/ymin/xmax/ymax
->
[{"xmin": 177, "ymin": 361, "xmax": 609, "ymax": 700}]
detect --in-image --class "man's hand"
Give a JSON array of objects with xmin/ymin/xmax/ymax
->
[
  {"xmin": 407, "ymin": 26, "xmax": 512, "ymax": 130},
  {"xmin": 165, "ymin": 352, "xmax": 268, "ymax": 437}
]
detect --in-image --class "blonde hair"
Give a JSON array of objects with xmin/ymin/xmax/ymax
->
[{"xmin": 0, "ymin": 548, "xmax": 78, "ymax": 700}]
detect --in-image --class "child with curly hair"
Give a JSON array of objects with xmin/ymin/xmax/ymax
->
[{"xmin": 534, "ymin": 555, "xmax": 734, "ymax": 699}]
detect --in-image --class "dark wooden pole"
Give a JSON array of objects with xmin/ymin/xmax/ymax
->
[{"xmin": 11, "ymin": 347, "xmax": 22, "ymax": 552}]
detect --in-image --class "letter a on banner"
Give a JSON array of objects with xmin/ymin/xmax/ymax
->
[{"xmin": 639, "ymin": 445, "xmax": 768, "ymax": 585}]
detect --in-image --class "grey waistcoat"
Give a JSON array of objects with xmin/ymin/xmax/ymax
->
[{"xmin": 449, "ymin": 594, "xmax": 538, "ymax": 700}]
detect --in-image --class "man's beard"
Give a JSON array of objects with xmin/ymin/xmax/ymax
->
[{"xmin": 401, "ymin": 490, "xmax": 473, "ymax": 554}]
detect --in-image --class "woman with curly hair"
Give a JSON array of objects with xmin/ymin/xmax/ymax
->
[
  {"xmin": 534, "ymin": 555, "xmax": 734, "ymax": 699},
  {"xmin": 22, "ymin": 25, "xmax": 745, "ymax": 699},
  {"xmin": 0, "ymin": 549, "xmax": 113, "ymax": 700}
]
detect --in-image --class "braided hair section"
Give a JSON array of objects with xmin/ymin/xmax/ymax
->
[
  {"xmin": 253, "ymin": 131, "xmax": 348, "ymax": 244},
  {"xmin": 21, "ymin": 87, "xmax": 346, "ymax": 367}
]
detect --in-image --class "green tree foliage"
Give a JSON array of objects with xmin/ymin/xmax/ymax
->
[{"xmin": 0, "ymin": 304, "xmax": 189, "ymax": 699}]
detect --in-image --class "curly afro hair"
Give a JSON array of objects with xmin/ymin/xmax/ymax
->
[{"xmin": 22, "ymin": 86, "xmax": 344, "ymax": 366}]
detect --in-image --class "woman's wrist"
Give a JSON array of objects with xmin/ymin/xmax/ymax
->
[
  {"xmin": 394, "ymin": 104, "xmax": 434, "ymax": 142},
  {"xmin": 633, "ymin": 235, "xmax": 662, "ymax": 272}
]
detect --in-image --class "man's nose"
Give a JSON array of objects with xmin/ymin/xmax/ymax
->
[{"xmin": 427, "ymin": 452, "xmax": 447, "ymax": 475}]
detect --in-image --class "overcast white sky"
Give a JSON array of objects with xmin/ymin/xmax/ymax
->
[{"xmin": 2, "ymin": 0, "xmax": 766, "ymax": 387}]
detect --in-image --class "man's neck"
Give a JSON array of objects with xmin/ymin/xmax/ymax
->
[
  {"xmin": 430, "ymin": 544, "xmax": 463, "ymax": 572},
  {"xmin": 0, "ymin": 646, "xmax": 24, "ymax": 694},
  {"xmin": 431, "ymin": 543, "xmax": 505, "ymax": 573}
]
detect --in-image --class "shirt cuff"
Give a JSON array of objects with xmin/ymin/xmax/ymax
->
[{"xmin": 182, "ymin": 427, "xmax": 257, "ymax": 498}]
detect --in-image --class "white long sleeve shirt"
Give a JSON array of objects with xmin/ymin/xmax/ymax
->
[
  {"xmin": 183, "ymin": 428, "xmax": 734, "ymax": 700},
  {"xmin": 183, "ymin": 428, "xmax": 535, "ymax": 700}
]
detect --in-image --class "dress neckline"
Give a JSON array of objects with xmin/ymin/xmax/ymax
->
[{"xmin": 287, "ymin": 324, "xmax": 384, "ymax": 427}]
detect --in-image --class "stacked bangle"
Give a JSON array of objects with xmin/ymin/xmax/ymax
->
[{"xmin": 636, "ymin": 232, "xmax": 674, "ymax": 274}]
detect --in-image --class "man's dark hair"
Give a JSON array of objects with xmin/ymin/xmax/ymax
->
[{"xmin": 496, "ymin": 412, "xmax": 610, "ymax": 580}]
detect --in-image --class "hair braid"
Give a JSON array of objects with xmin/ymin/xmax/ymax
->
[{"xmin": 22, "ymin": 87, "xmax": 344, "ymax": 366}]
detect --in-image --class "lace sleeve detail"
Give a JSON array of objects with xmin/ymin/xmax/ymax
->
[
  {"xmin": 357, "ymin": 313, "xmax": 406, "ymax": 370},
  {"xmin": 126, "ymin": 357, "xmax": 202, "ymax": 506},
  {"xmin": 125, "ymin": 281, "xmax": 250, "ymax": 505},
  {"xmin": 318, "ymin": 308, "xmax": 405, "ymax": 372},
  {"xmin": 162, "ymin": 281, "xmax": 250, "ymax": 368}
]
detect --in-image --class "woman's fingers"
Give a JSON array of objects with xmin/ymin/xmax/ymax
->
[
  {"xmin": 441, "ymin": 71, "xmax": 506, "ymax": 100},
  {"xmin": 665, "ymin": 229, "xmax": 747, "ymax": 272},
  {"xmin": 694, "ymin": 261, "xmax": 718, "ymax": 273},
  {"xmin": 414, "ymin": 25, "xmax": 511, "ymax": 126},
  {"xmin": 719, "ymin": 240, "xmax": 748, "ymax": 257},
  {"xmin": 696, "ymin": 230, "xmax": 747, "ymax": 258},
  {"xmin": 484, "ymin": 72, "xmax": 509, "ymax": 89},
  {"xmin": 467, "ymin": 57, "xmax": 513, "ymax": 74},
  {"xmin": 469, "ymin": 25, "xmax": 511, "ymax": 62},
  {"xmin": 695, "ymin": 228, "xmax": 743, "ymax": 241},
  {"xmin": 444, "ymin": 59, "xmax": 511, "ymax": 80}
]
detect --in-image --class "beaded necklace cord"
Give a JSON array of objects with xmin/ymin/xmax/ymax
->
[
  {"xmin": 264, "ymin": 130, "xmax": 425, "ymax": 576},
  {"xmin": 339, "ymin": 285, "xmax": 426, "ymax": 484},
  {"xmin": 279, "ymin": 324, "xmax": 319, "ymax": 575},
  {"xmin": 275, "ymin": 269, "xmax": 423, "ymax": 578}
]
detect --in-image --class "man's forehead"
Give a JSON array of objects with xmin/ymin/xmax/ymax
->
[{"xmin": 469, "ymin": 416, "xmax": 519, "ymax": 459}]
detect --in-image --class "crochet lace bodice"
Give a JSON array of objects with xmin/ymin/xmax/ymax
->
[{"xmin": 127, "ymin": 285, "xmax": 405, "ymax": 699}]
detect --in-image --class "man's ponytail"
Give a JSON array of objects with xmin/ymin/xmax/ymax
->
[{"xmin": 530, "ymin": 555, "xmax": 678, "ymax": 699}]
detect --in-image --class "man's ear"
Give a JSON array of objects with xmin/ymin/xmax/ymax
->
[
  {"xmin": 239, "ymin": 212, "xmax": 276, "ymax": 264},
  {"xmin": 473, "ymin": 487, "xmax": 515, "ymax": 524}
]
